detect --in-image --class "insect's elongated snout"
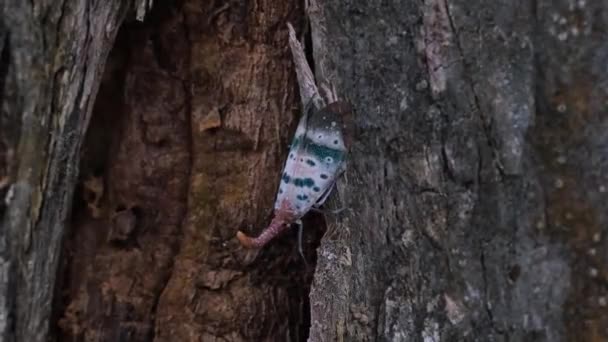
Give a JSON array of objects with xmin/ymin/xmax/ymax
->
[
  {"xmin": 236, "ymin": 231, "xmax": 262, "ymax": 248},
  {"xmin": 236, "ymin": 216, "xmax": 290, "ymax": 249}
]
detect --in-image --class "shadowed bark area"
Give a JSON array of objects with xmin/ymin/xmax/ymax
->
[
  {"xmin": 308, "ymin": 0, "xmax": 608, "ymax": 341},
  {"xmin": 58, "ymin": 5, "xmax": 191, "ymax": 340}
]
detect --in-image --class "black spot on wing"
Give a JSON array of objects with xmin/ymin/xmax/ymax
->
[{"xmin": 293, "ymin": 178, "xmax": 315, "ymax": 187}]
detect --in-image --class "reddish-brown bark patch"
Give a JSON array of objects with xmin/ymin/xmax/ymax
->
[{"xmin": 59, "ymin": 1, "xmax": 320, "ymax": 341}]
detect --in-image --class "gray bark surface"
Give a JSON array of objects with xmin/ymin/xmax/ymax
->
[
  {"xmin": 0, "ymin": 1, "xmax": 134, "ymax": 341},
  {"xmin": 308, "ymin": 0, "xmax": 607, "ymax": 341}
]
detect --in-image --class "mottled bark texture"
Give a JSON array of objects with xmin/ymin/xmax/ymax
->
[
  {"xmin": 59, "ymin": 1, "xmax": 314, "ymax": 342},
  {"xmin": 0, "ymin": 1, "xmax": 130, "ymax": 341},
  {"xmin": 1, "ymin": 0, "xmax": 607, "ymax": 341},
  {"xmin": 308, "ymin": 0, "xmax": 608, "ymax": 341}
]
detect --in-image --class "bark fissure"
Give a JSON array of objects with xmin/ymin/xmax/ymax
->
[
  {"xmin": 54, "ymin": 0, "xmax": 69, "ymax": 51},
  {"xmin": 443, "ymin": 0, "xmax": 504, "ymax": 178},
  {"xmin": 479, "ymin": 246, "xmax": 504, "ymax": 337}
]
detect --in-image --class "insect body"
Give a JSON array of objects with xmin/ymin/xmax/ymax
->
[{"xmin": 236, "ymin": 101, "xmax": 351, "ymax": 248}]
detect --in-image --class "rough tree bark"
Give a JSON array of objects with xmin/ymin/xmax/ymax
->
[
  {"xmin": 0, "ymin": 1, "xmax": 133, "ymax": 341},
  {"xmin": 308, "ymin": 0, "xmax": 608, "ymax": 341},
  {"xmin": 0, "ymin": 0, "xmax": 606, "ymax": 341},
  {"xmin": 59, "ymin": 1, "xmax": 312, "ymax": 341}
]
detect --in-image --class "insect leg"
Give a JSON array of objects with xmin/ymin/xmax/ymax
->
[
  {"xmin": 295, "ymin": 219, "xmax": 308, "ymax": 266},
  {"xmin": 310, "ymin": 206, "xmax": 346, "ymax": 215},
  {"xmin": 312, "ymin": 181, "xmax": 335, "ymax": 208},
  {"xmin": 311, "ymin": 178, "xmax": 347, "ymax": 214}
]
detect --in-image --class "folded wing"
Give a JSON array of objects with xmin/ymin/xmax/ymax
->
[{"xmin": 274, "ymin": 101, "xmax": 350, "ymax": 217}]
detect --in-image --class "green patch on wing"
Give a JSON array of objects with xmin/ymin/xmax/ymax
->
[
  {"xmin": 305, "ymin": 137, "xmax": 345, "ymax": 162},
  {"xmin": 290, "ymin": 135, "xmax": 344, "ymax": 161}
]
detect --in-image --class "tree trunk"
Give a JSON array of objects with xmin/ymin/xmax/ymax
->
[
  {"xmin": 1, "ymin": 0, "xmax": 606, "ymax": 341},
  {"xmin": 0, "ymin": 1, "xmax": 131, "ymax": 341},
  {"xmin": 59, "ymin": 1, "xmax": 311, "ymax": 341},
  {"xmin": 308, "ymin": 0, "xmax": 608, "ymax": 341}
]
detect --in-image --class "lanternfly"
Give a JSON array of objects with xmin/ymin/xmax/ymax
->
[{"xmin": 236, "ymin": 101, "xmax": 351, "ymax": 249}]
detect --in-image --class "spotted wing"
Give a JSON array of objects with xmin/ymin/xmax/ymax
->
[{"xmin": 274, "ymin": 101, "xmax": 350, "ymax": 217}]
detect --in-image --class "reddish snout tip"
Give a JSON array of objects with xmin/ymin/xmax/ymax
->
[
  {"xmin": 236, "ymin": 231, "xmax": 258, "ymax": 248},
  {"xmin": 236, "ymin": 209, "xmax": 292, "ymax": 249}
]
